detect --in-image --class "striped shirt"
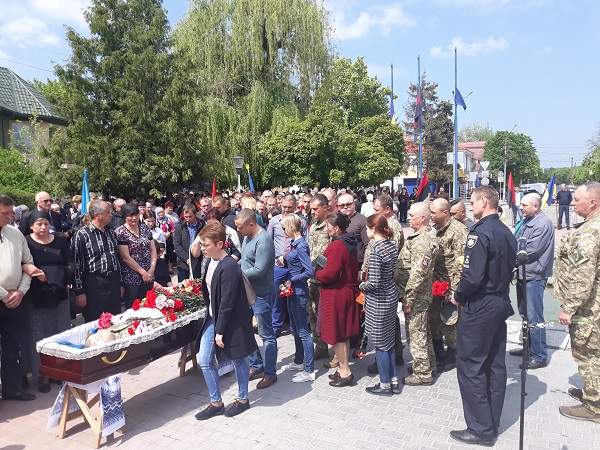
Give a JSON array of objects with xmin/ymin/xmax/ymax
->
[{"xmin": 71, "ymin": 223, "xmax": 120, "ymax": 294}]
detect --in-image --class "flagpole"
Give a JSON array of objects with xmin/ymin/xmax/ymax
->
[
  {"xmin": 418, "ymin": 55, "xmax": 423, "ymax": 180},
  {"xmin": 390, "ymin": 63, "xmax": 395, "ymax": 196},
  {"xmin": 453, "ymin": 47, "xmax": 459, "ymax": 199}
]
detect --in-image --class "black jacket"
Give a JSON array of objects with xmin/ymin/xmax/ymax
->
[
  {"xmin": 173, "ymin": 219, "xmax": 205, "ymax": 276},
  {"xmin": 19, "ymin": 209, "xmax": 69, "ymax": 236},
  {"xmin": 456, "ymin": 214, "xmax": 517, "ymax": 303},
  {"xmin": 556, "ymin": 190, "xmax": 573, "ymax": 206},
  {"xmin": 202, "ymin": 256, "xmax": 257, "ymax": 360}
]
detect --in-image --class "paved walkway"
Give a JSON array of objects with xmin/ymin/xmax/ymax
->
[{"xmin": 1, "ymin": 333, "xmax": 598, "ymax": 450}]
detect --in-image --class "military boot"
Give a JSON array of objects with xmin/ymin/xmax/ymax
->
[
  {"xmin": 403, "ymin": 374, "xmax": 434, "ymax": 386},
  {"xmin": 559, "ymin": 404, "xmax": 600, "ymax": 423},
  {"xmin": 568, "ymin": 387, "xmax": 583, "ymax": 401}
]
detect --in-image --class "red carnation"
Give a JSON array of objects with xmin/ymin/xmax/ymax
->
[
  {"xmin": 132, "ymin": 299, "xmax": 142, "ymax": 311},
  {"xmin": 127, "ymin": 326, "xmax": 135, "ymax": 335},
  {"xmin": 97, "ymin": 312, "xmax": 112, "ymax": 329},
  {"xmin": 168, "ymin": 312, "xmax": 177, "ymax": 322},
  {"xmin": 173, "ymin": 299, "xmax": 184, "ymax": 312},
  {"xmin": 432, "ymin": 281, "xmax": 450, "ymax": 297},
  {"xmin": 146, "ymin": 289, "xmax": 157, "ymax": 303}
]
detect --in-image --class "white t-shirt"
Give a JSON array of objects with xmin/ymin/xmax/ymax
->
[{"xmin": 205, "ymin": 258, "xmax": 220, "ymax": 318}]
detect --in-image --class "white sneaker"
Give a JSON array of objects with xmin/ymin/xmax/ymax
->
[
  {"xmin": 282, "ymin": 362, "xmax": 304, "ymax": 372},
  {"xmin": 292, "ymin": 371, "xmax": 316, "ymax": 383}
]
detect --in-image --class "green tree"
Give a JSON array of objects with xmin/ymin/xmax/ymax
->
[
  {"xmin": 0, "ymin": 148, "xmax": 43, "ymax": 207},
  {"xmin": 164, "ymin": 0, "xmax": 331, "ymax": 189},
  {"xmin": 484, "ymin": 131, "xmax": 542, "ymax": 184},
  {"xmin": 403, "ymin": 74, "xmax": 453, "ymax": 184},
  {"xmin": 459, "ymin": 122, "xmax": 495, "ymax": 142},
  {"xmin": 41, "ymin": 0, "xmax": 172, "ymax": 196}
]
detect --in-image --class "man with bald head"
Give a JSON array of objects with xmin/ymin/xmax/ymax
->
[
  {"xmin": 508, "ymin": 192, "xmax": 554, "ymax": 369},
  {"xmin": 555, "ymin": 182, "xmax": 600, "ymax": 422},
  {"xmin": 110, "ymin": 198, "xmax": 127, "ymax": 230},
  {"xmin": 338, "ymin": 192, "xmax": 369, "ymax": 265},
  {"xmin": 429, "ymin": 198, "xmax": 468, "ymax": 372},
  {"xmin": 322, "ymin": 188, "xmax": 338, "ymax": 212},
  {"xmin": 396, "ymin": 202, "xmax": 440, "ymax": 386},
  {"xmin": 19, "ymin": 191, "xmax": 68, "ymax": 235},
  {"xmin": 449, "ymin": 199, "xmax": 474, "ymax": 228}
]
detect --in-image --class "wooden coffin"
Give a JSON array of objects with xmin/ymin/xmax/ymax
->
[{"xmin": 39, "ymin": 316, "xmax": 204, "ymax": 385}]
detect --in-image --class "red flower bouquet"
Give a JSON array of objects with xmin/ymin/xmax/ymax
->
[
  {"xmin": 97, "ymin": 312, "xmax": 113, "ymax": 329},
  {"xmin": 432, "ymin": 281, "xmax": 450, "ymax": 298}
]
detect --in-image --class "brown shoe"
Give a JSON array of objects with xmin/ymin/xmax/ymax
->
[
  {"xmin": 568, "ymin": 387, "xmax": 583, "ymax": 402},
  {"xmin": 249, "ymin": 368, "xmax": 264, "ymax": 381},
  {"xmin": 559, "ymin": 404, "xmax": 600, "ymax": 423},
  {"xmin": 256, "ymin": 376, "xmax": 277, "ymax": 389},
  {"xmin": 403, "ymin": 374, "xmax": 434, "ymax": 386}
]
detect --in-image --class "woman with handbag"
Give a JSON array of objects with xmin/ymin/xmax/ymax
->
[
  {"xmin": 359, "ymin": 214, "xmax": 400, "ymax": 396},
  {"xmin": 315, "ymin": 213, "xmax": 360, "ymax": 388},
  {"xmin": 25, "ymin": 211, "xmax": 72, "ymax": 393},
  {"xmin": 194, "ymin": 220, "xmax": 257, "ymax": 420}
]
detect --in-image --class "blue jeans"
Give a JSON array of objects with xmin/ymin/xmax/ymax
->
[
  {"xmin": 272, "ymin": 265, "xmax": 290, "ymax": 335},
  {"xmin": 197, "ymin": 316, "xmax": 250, "ymax": 402},
  {"xmin": 248, "ymin": 292, "xmax": 278, "ymax": 378},
  {"xmin": 558, "ymin": 205, "xmax": 570, "ymax": 227},
  {"xmin": 177, "ymin": 268, "xmax": 189, "ymax": 284},
  {"xmin": 518, "ymin": 279, "xmax": 548, "ymax": 362},
  {"xmin": 511, "ymin": 204, "xmax": 521, "ymax": 225},
  {"xmin": 287, "ymin": 293, "xmax": 314, "ymax": 372},
  {"xmin": 375, "ymin": 349, "xmax": 397, "ymax": 384}
]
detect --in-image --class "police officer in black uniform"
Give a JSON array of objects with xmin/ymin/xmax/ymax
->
[{"xmin": 449, "ymin": 185, "xmax": 517, "ymax": 447}]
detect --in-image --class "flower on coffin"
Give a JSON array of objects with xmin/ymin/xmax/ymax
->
[
  {"xmin": 98, "ymin": 312, "xmax": 113, "ymax": 329},
  {"xmin": 155, "ymin": 293, "xmax": 168, "ymax": 310},
  {"xmin": 173, "ymin": 299, "xmax": 184, "ymax": 312},
  {"xmin": 132, "ymin": 299, "xmax": 142, "ymax": 311}
]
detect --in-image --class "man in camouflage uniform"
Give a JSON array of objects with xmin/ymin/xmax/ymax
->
[
  {"xmin": 397, "ymin": 202, "xmax": 440, "ymax": 386},
  {"xmin": 363, "ymin": 194, "xmax": 405, "ymax": 372},
  {"xmin": 555, "ymin": 182, "xmax": 600, "ymax": 423},
  {"xmin": 430, "ymin": 198, "xmax": 468, "ymax": 372},
  {"xmin": 308, "ymin": 193, "xmax": 331, "ymax": 360}
]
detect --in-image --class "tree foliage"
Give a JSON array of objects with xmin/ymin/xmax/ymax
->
[
  {"xmin": 459, "ymin": 122, "xmax": 495, "ymax": 143},
  {"xmin": 484, "ymin": 131, "xmax": 542, "ymax": 184},
  {"xmin": 258, "ymin": 57, "xmax": 404, "ymax": 188},
  {"xmin": 403, "ymin": 74, "xmax": 453, "ymax": 184}
]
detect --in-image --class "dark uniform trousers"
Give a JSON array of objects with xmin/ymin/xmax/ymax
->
[
  {"xmin": 0, "ymin": 302, "xmax": 28, "ymax": 396},
  {"xmin": 82, "ymin": 272, "xmax": 122, "ymax": 323},
  {"xmin": 457, "ymin": 295, "xmax": 513, "ymax": 440}
]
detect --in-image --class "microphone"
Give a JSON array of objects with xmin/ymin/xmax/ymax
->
[{"xmin": 516, "ymin": 237, "xmax": 528, "ymax": 266}]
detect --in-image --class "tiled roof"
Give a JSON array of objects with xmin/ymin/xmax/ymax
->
[
  {"xmin": 459, "ymin": 141, "xmax": 486, "ymax": 160},
  {"xmin": 0, "ymin": 66, "xmax": 63, "ymax": 121}
]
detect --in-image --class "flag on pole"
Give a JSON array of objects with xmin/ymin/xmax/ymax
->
[
  {"xmin": 245, "ymin": 164, "xmax": 255, "ymax": 192},
  {"xmin": 415, "ymin": 171, "xmax": 430, "ymax": 201},
  {"xmin": 541, "ymin": 175, "xmax": 556, "ymax": 209},
  {"xmin": 455, "ymin": 87, "xmax": 467, "ymax": 110},
  {"xmin": 80, "ymin": 168, "xmax": 90, "ymax": 215},
  {"xmin": 507, "ymin": 172, "xmax": 516, "ymax": 207},
  {"xmin": 211, "ymin": 176, "xmax": 217, "ymax": 200},
  {"xmin": 414, "ymin": 91, "xmax": 423, "ymax": 130}
]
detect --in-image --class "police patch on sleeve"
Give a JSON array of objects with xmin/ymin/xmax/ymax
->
[
  {"xmin": 466, "ymin": 235, "xmax": 478, "ymax": 248},
  {"xmin": 421, "ymin": 255, "xmax": 432, "ymax": 269}
]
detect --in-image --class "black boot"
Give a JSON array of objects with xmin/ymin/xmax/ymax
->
[
  {"xmin": 432, "ymin": 339, "xmax": 446, "ymax": 372},
  {"xmin": 443, "ymin": 347, "xmax": 457, "ymax": 372}
]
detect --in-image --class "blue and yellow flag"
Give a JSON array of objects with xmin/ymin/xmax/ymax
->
[{"xmin": 541, "ymin": 175, "xmax": 556, "ymax": 209}]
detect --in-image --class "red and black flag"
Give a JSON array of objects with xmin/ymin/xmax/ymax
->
[
  {"xmin": 414, "ymin": 91, "xmax": 424, "ymax": 130},
  {"xmin": 415, "ymin": 171, "xmax": 430, "ymax": 201}
]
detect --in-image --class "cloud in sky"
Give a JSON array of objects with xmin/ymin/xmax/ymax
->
[
  {"xmin": 430, "ymin": 36, "xmax": 508, "ymax": 57},
  {"xmin": 30, "ymin": 0, "xmax": 90, "ymax": 28},
  {"xmin": 0, "ymin": 17, "xmax": 61, "ymax": 48},
  {"xmin": 328, "ymin": 2, "xmax": 416, "ymax": 41}
]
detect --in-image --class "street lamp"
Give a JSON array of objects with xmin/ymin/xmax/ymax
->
[{"xmin": 232, "ymin": 155, "xmax": 244, "ymax": 192}]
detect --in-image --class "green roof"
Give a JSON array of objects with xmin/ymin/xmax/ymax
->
[{"xmin": 0, "ymin": 66, "xmax": 64, "ymax": 121}]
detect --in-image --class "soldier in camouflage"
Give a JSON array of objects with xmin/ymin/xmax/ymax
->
[
  {"xmin": 555, "ymin": 182, "xmax": 600, "ymax": 423},
  {"xmin": 362, "ymin": 194, "xmax": 405, "ymax": 373},
  {"xmin": 429, "ymin": 198, "xmax": 468, "ymax": 372},
  {"xmin": 308, "ymin": 193, "xmax": 331, "ymax": 360},
  {"xmin": 396, "ymin": 202, "xmax": 440, "ymax": 385}
]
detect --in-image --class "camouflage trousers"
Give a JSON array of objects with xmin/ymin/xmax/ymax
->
[
  {"xmin": 570, "ymin": 316, "xmax": 600, "ymax": 414},
  {"xmin": 428, "ymin": 298, "xmax": 457, "ymax": 349},
  {"xmin": 308, "ymin": 282, "xmax": 328, "ymax": 352},
  {"xmin": 407, "ymin": 309, "xmax": 436, "ymax": 378}
]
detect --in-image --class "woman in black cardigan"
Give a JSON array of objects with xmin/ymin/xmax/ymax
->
[{"xmin": 194, "ymin": 220, "xmax": 257, "ymax": 420}]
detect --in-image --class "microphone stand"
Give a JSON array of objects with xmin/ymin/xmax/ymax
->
[{"xmin": 516, "ymin": 247, "xmax": 529, "ymax": 450}]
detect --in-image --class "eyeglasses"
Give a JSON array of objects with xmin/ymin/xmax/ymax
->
[
  {"xmin": 41, "ymin": 199, "xmax": 52, "ymax": 203},
  {"xmin": 338, "ymin": 202, "xmax": 353, "ymax": 208}
]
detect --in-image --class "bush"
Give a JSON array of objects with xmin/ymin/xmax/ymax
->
[
  {"xmin": 0, "ymin": 186, "xmax": 36, "ymax": 209},
  {"xmin": 0, "ymin": 148, "xmax": 43, "ymax": 193}
]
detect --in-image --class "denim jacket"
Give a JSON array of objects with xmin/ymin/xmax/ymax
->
[{"xmin": 285, "ymin": 236, "xmax": 313, "ymax": 297}]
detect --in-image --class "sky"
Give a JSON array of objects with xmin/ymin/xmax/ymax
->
[{"xmin": 1, "ymin": 0, "xmax": 599, "ymax": 170}]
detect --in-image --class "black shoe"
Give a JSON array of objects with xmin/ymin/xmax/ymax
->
[
  {"xmin": 329, "ymin": 373, "xmax": 354, "ymax": 387},
  {"xmin": 328, "ymin": 371, "xmax": 340, "ymax": 381},
  {"xmin": 367, "ymin": 362, "xmax": 379, "ymax": 375},
  {"xmin": 443, "ymin": 348, "xmax": 457, "ymax": 371},
  {"xmin": 509, "ymin": 348, "xmax": 523, "ymax": 357},
  {"xmin": 365, "ymin": 383, "xmax": 393, "ymax": 396},
  {"xmin": 391, "ymin": 381, "xmax": 401, "ymax": 394},
  {"xmin": 520, "ymin": 359, "xmax": 548, "ymax": 370},
  {"xmin": 248, "ymin": 368, "xmax": 264, "ymax": 381},
  {"xmin": 568, "ymin": 387, "xmax": 583, "ymax": 401},
  {"xmin": 195, "ymin": 403, "xmax": 224, "ymax": 420},
  {"xmin": 224, "ymin": 400, "xmax": 250, "ymax": 417},
  {"xmin": 2, "ymin": 391, "xmax": 36, "ymax": 401},
  {"xmin": 449, "ymin": 429, "xmax": 495, "ymax": 447},
  {"xmin": 37, "ymin": 382, "xmax": 51, "ymax": 394}
]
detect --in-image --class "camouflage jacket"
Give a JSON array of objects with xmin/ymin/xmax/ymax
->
[
  {"xmin": 308, "ymin": 220, "xmax": 330, "ymax": 262},
  {"xmin": 554, "ymin": 212, "xmax": 600, "ymax": 318},
  {"xmin": 433, "ymin": 218, "xmax": 469, "ymax": 292},
  {"xmin": 362, "ymin": 216, "xmax": 405, "ymax": 274},
  {"xmin": 396, "ymin": 226, "xmax": 440, "ymax": 312}
]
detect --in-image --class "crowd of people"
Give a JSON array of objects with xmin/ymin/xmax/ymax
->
[{"xmin": 1, "ymin": 180, "xmax": 599, "ymax": 444}]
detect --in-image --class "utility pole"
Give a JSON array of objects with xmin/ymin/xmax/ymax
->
[{"xmin": 502, "ymin": 124, "xmax": 518, "ymax": 200}]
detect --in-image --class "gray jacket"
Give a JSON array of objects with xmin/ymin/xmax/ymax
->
[{"xmin": 517, "ymin": 212, "xmax": 555, "ymax": 281}]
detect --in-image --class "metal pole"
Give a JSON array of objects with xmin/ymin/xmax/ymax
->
[
  {"xmin": 453, "ymin": 48, "xmax": 459, "ymax": 199},
  {"xmin": 502, "ymin": 124, "xmax": 517, "ymax": 200},
  {"xmin": 418, "ymin": 56, "xmax": 423, "ymax": 180},
  {"xmin": 237, "ymin": 173, "xmax": 241, "ymax": 192}
]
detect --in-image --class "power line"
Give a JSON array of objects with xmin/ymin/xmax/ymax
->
[{"xmin": 0, "ymin": 57, "xmax": 54, "ymax": 73}]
